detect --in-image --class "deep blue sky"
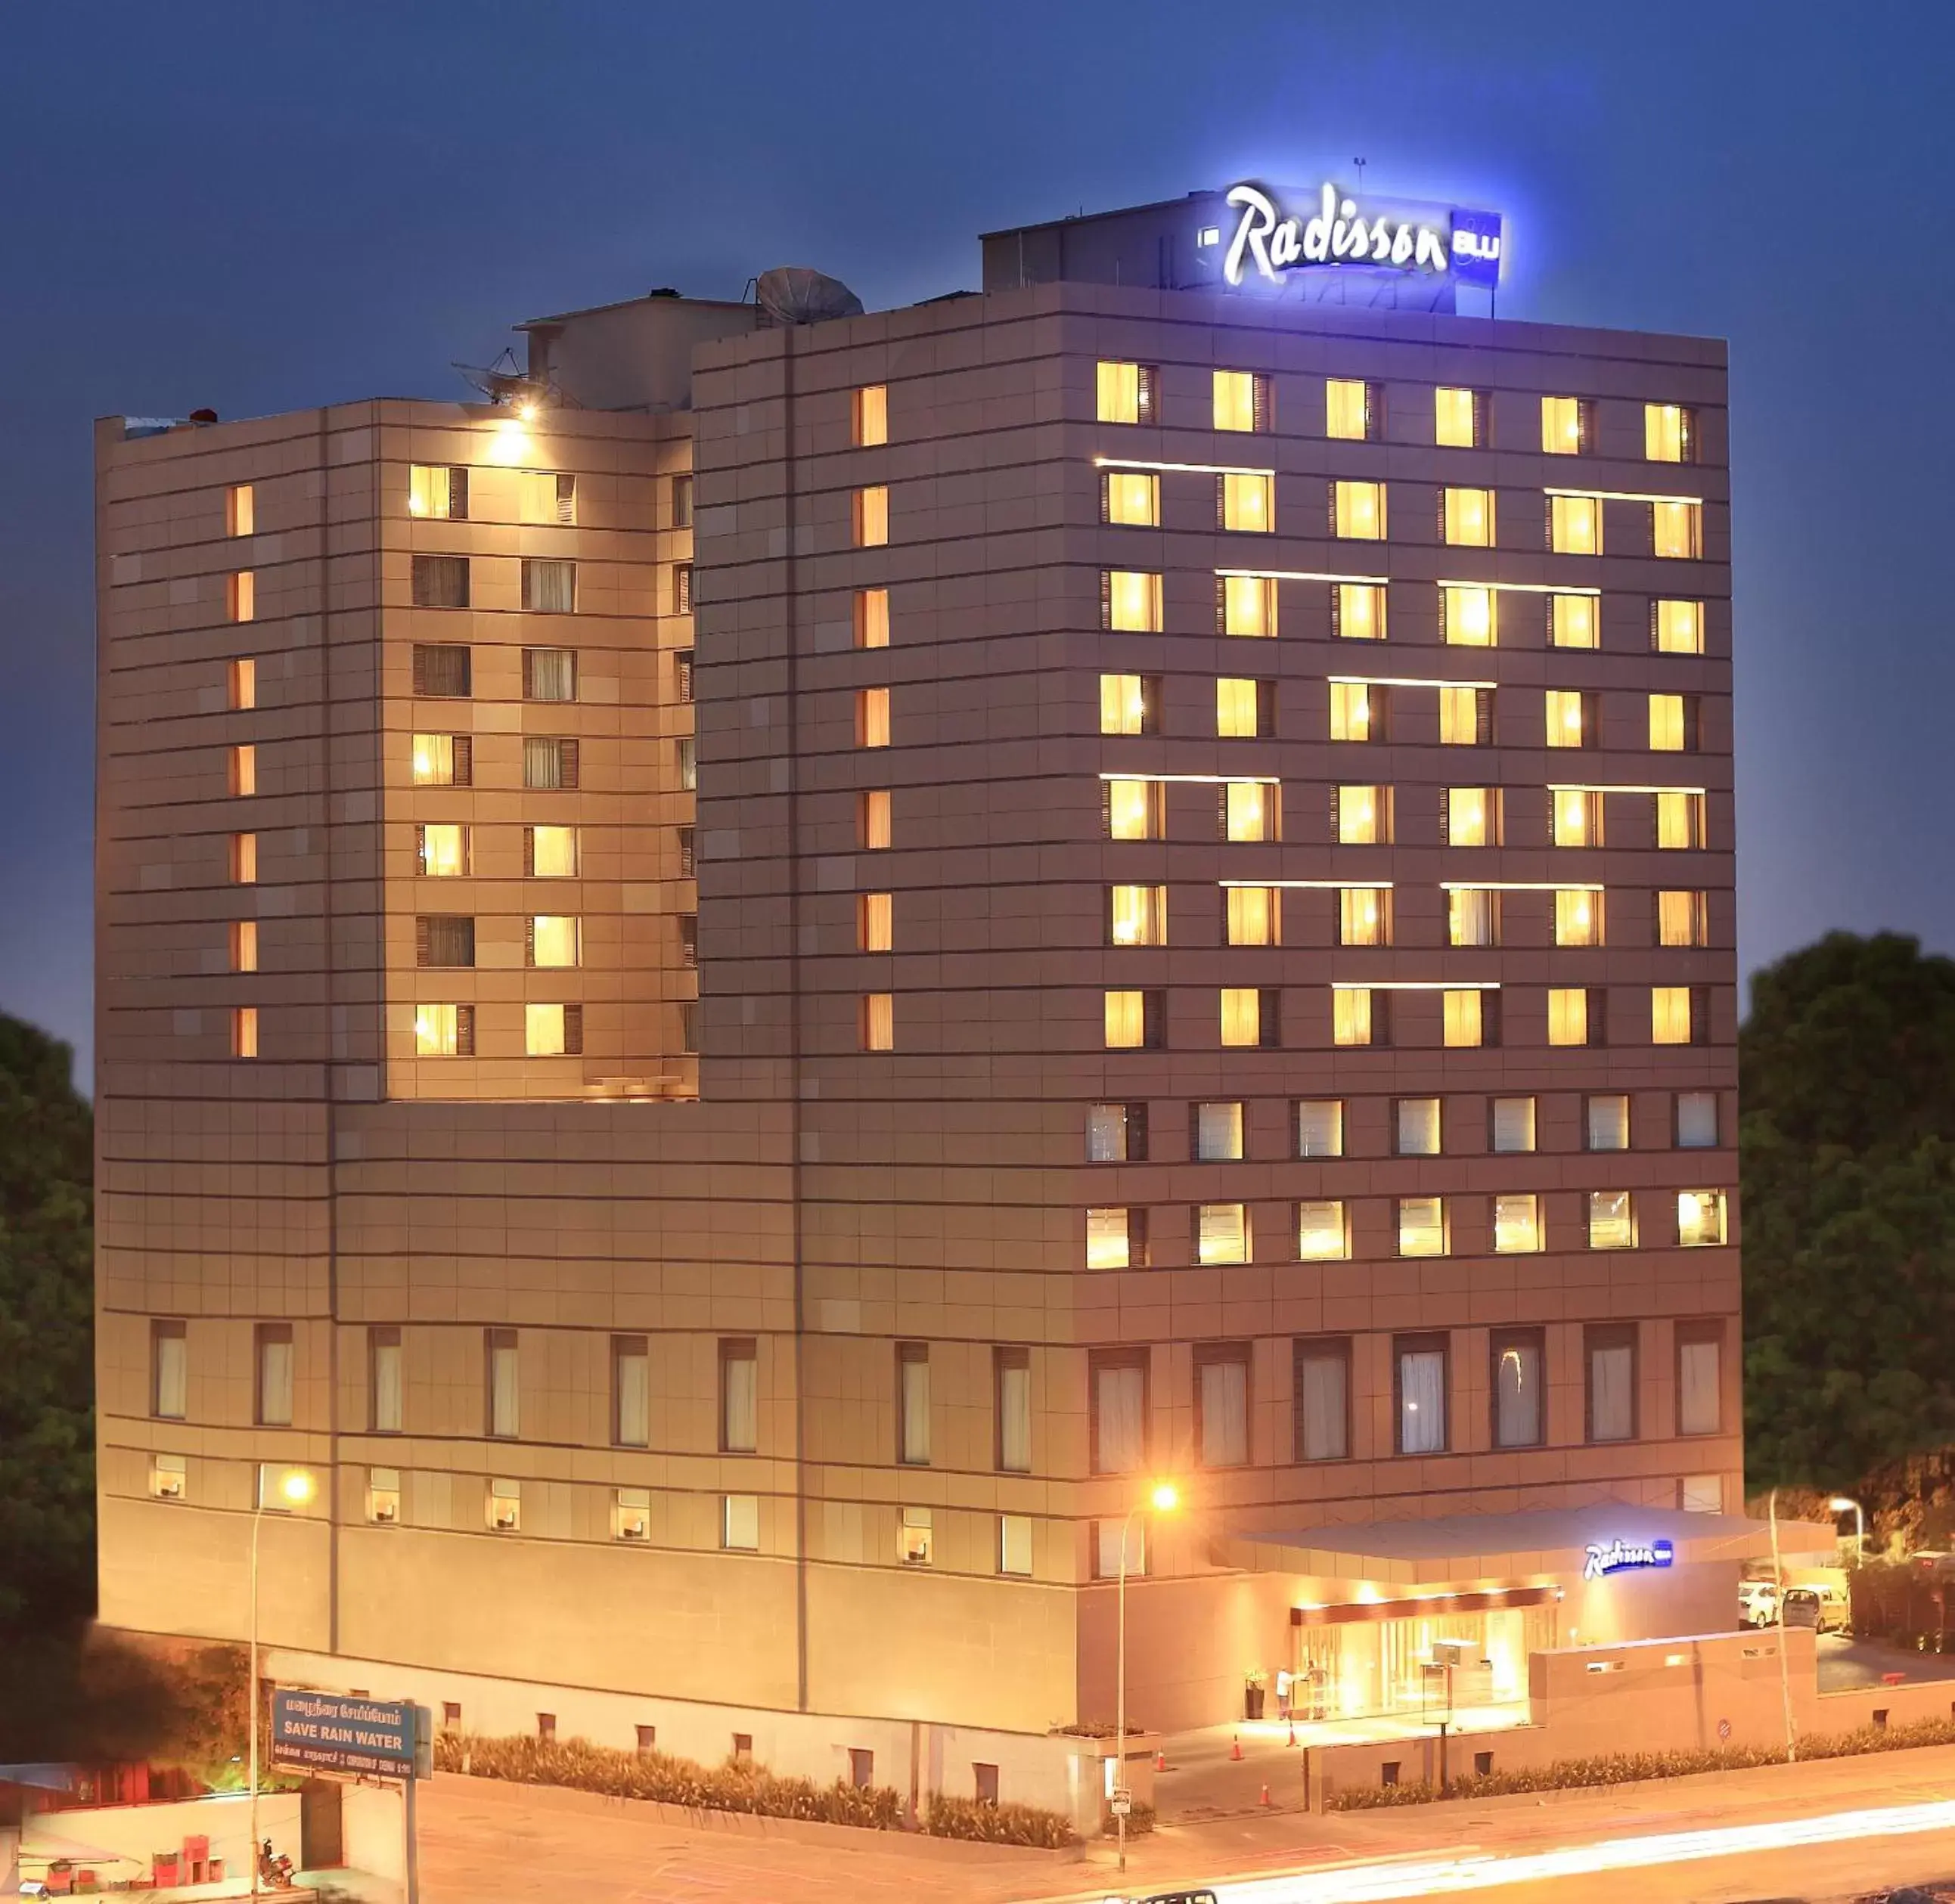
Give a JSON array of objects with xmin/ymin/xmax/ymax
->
[{"xmin": 5, "ymin": 2, "xmax": 1950, "ymax": 1087}]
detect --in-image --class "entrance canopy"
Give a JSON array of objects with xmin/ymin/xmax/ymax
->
[{"xmin": 1228, "ymin": 1505, "xmax": 1839, "ymax": 1586}]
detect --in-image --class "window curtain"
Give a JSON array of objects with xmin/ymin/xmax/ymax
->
[
  {"xmin": 723, "ymin": 1353, "xmax": 757, "ymax": 1453},
  {"xmin": 1299, "ymin": 1353, "xmax": 1347, "ymax": 1462},
  {"xmin": 490, "ymin": 1342, "xmax": 519, "ymax": 1438},
  {"xmin": 524, "ymin": 560, "xmax": 576, "ymax": 614},
  {"xmin": 1199, "ymin": 1358, "xmax": 1249, "ymax": 1468},
  {"xmin": 1590, "ymin": 1343, "xmax": 1634, "ymax": 1440},
  {"xmin": 527, "ymin": 648, "xmax": 575, "ymax": 701},
  {"xmin": 616, "ymin": 1349, "xmax": 650, "ymax": 1447},
  {"xmin": 155, "ymin": 1334, "xmax": 188, "ymax": 1419},
  {"xmin": 1399, "ymin": 1350, "xmax": 1445, "ymax": 1454},
  {"xmin": 1494, "ymin": 1341, "xmax": 1541, "ymax": 1447},
  {"xmin": 1095, "ymin": 1363, "xmax": 1144, "ymax": 1472},
  {"xmin": 372, "ymin": 1339, "xmax": 402, "ymax": 1432},
  {"xmin": 998, "ymin": 1362, "xmax": 1031, "ymax": 1473},
  {"xmin": 1679, "ymin": 1339, "xmax": 1721, "ymax": 1435},
  {"xmin": 900, "ymin": 1356, "xmax": 931, "ymax": 1465},
  {"xmin": 259, "ymin": 1336, "xmax": 293, "ymax": 1426}
]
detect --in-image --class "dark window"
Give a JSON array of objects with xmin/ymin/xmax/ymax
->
[
  {"xmin": 1292, "ymin": 1337, "xmax": 1351, "ymax": 1462},
  {"xmin": 678, "ymin": 826, "xmax": 695, "ymax": 878},
  {"xmin": 973, "ymin": 1763, "xmax": 1000, "ymax": 1806},
  {"xmin": 675, "ymin": 564, "xmax": 694, "ymax": 614},
  {"xmin": 672, "ymin": 475, "xmax": 694, "ymax": 529},
  {"xmin": 536, "ymin": 1713, "xmax": 555, "ymax": 1742},
  {"xmin": 635, "ymin": 1724, "xmax": 656, "ymax": 1755},
  {"xmin": 1490, "ymin": 1328, "xmax": 1546, "ymax": 1448},
  {"xmin": 411, "ymin": 556, "xmax": 470, "ymax": 610},
  {"xmin": 1585, "ymin": 1324, "xmax": 1638, "ymax": 1443},
  {"xmin": 522, "ymin": 648, "xmax": 577, "ymax": 702},
  {"xmin": 522, "ymin": 559, "xmax": 576, "ymax": 614},
  {"xmin": 523, "ymin": 737, "xmax": 580, "ymax": 790},
  {"xmin": 680, "ymin": 914, "xmax": 699, "ymax": 969},
  {"xmin": 676, "ymin": 650, "xmax": 694, "ymax": 703},
  {"xmin": 849, "ymin": 1749, "xmax": 874, "ymax": 1790},
  {"xmin": 415, "ymin": 916, "xmax": 476, "ymax": 969},
  {"xmin": 411, "ymin": 643, "xmax": 470, "ymax": 697},
  {"xmin": 561, "ymin": 1004, "xmax": 584, "ymax": 1055}
]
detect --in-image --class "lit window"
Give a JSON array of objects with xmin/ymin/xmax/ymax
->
[
  {"xmin": 1218, "ymin": 987, "xmax": 1265, "ymax": 1048},
  {"xmin": 1448, "ymin": 888, "xmax": 1495, "ymax": 947},
  {"xmin": 529, "ymin": 915, "xmax": 581, "ymax": 968},
  {"xmin": 1333, "ymin": 480, "xmax": 1385, "ymax": 540},
  {"xmin": 859, "ymin": 789, "xmax": 892, "ymax": 850},
  {"xmin": 516, "ymin": 470, "xmax": 576, "ymax": 526},
  {"xmin": 1194, "ymin": 1100, "xmax": 1244, "ymax": 1161},
  {"xmin": 228, "ymin": 483, "xmax": 255, "ymax": 536},
  {"xmin": 1100, "ymin": 673, "xmax": 1153, "ymax": 735},
  {"xmin": 1086, "ymin": 1208, "xmax": 1137, "ymax": 1270},
  {"xmin": 1330, "ymin": 681, "xmax": 1376, "ymax": 742},
  {"xmin": 1438, "ymin": 686, "xmax": 1488, "ymax": 746},
  {"xmin": 898, "ymin": 1347, "xmax": 930, "ymax": 1465},
  {"xmin": 1398, "ymin": 1197, "xmax": 1446, "ymax": 1257},
  {"xmin": 1214, "ymin": 370, "xmax": 1269, "ymax": 433},
  {"xmin": 613, "ymin": 1485, "xmax": 650, "ymax": 1542},
  {"xmin": 1550, "ymin": 593, "xmax": 1597, "ymax": 649},
  {"xmin": 1220, "ymin": 471, "xmax": 1273, "ymax": 533},
  {"xmin": 1296, "ymin": 1200, "xmax": 1348, "ymax": 1261},
  {"xmin": 1587, "ymin": 1094, "xmax": 1630, "ymax": 1151},
  {"xmin": 1547, "ymin": 988, "xmax": 1590, "ymax": 1047},
  {"xmin": 1444, "ymin": 990, "xmax": 1487, "ymax": 1048},
  {"xmin": 1587, "ymin": 1192, "xmax": 1636, "ymax": 1250},
  {"xmin": 369, "ymin": 1468, "xmax": 402, "ymax": 1525},
  {"xmin": 1103, "ymin": 470, "xmax": 1159, "ymax": 526},
  {"xmin": 1398, "ymin": 1343, "xmax": 1447, "ymax": 1453},
  {"xmin": 415, "ymin": 1003, "xmax": 461, "ymax": 1056},
  {"xmin": 417, "ymin": 823, "xmax": 467, "ymax": 878},
  {"xmin": 1104, "ymin": 990, "xmax": 1148, "ymax": 1050},
  {"xmin": 1652, "ymin": 985, "xmax": 1696, "ymax": 1045},
  {"xmin": 1104, "ymin": 570, "xmax": 1162, "ymax": 632},
  {"xmin": 1550, "ymin": 495, "xmax": 1600, "ymax": 555},
  {"xmin": 1494, "ymin": 1193, "xmax": 1541, "ymax": 1254},
  {"xmin": 861, "ymin": 991, "xmax": 895, "ymax": 1051},
  {"xmin": 1652, "ymin": 501, "xmax": 1702, "ymax": 560},
  {"xmin": 1331, "ymin": 987, "xmax": 1373, "ymax": 1047},
  {"xmin": 1097, "ymin": 361, "xmax": 1154, "ymax": 424},
  {"xmin": 1197, "ymin": 1203, "xmax": 1249, "ymax": 1265},
  {"xmin": 1659, "ymin": 889, "xmax": 1708, "ymax": 947},
  {"xmin": 1443, "ymin": 488, "xmax": 1495, "ymax": 548},
  {"xmin": 1297, "ymin": 1100, "xmax": 1343, "ymax": 1157},
  {"xmin": 1649, "ymin": 693, "xmax": 1690, "ymax": 752},
  {"xmin": 228, "ymin": 572, "xmax": 256, "ymax": 623},
  {"xmin": 1339, "ymin": 887, "xmax": 1387, "ymax": 946},
  {"xmin": 853, "ymin": 385, "xmax": 888, "ymax": 447},
  {"xmin": 411, "ymin": 733, "xmax": 465, "ymax": 786},
  {"xmin": 529, "ymin": 825, "xmax": 578, "ymax": 878},
  {"xmin": 723, "ymin": 1495, "xmax": 759, "ymax": 1551},
  {"xmin": 232, "ymin": 1006, "xmax": 259, "ymax": 1059},
  {"xmin": 720, "ymin": 1341, "xmax": 759, "ymax": 1452},
  {"xmin": 1216, "ymin": 677, "xmax": 1268, "ymax": 738},
  {"xmin": 1223, "ymin": 780, "xmax": 1275, "ymax": 842},
  {"xmin": 1435, "ymin": 386, "xmax": 1479, "ymax": 448},
  {"xmin": 230, "ymin": 920, "xmax": 258, "ymax": 973},
  {"xmin": 853, "ymin": 485, "xmax": 889, "ymax": 547},
  {"xmin": 1677, "ymin": 1091, "xmax": 1720, "ymax": 1149},
  {"xmin": 151, "ymin": 1453, "xmax": 187, "ymax": 1499},
  {"xmin": 859, "ymin": 892, "xmax": 892, "ymax": 953},
  {"xmin": 1541, "ymin": 395, "xmax": 1588, "ymax": 454},
  {"xmin": 525, "ymin": 1003, "xmax": 577, "ymax": 1056},
  {"xmin": 1000, "ymin": 1515, "xmax": 1033, "ymax": 1577},
  {"xmin": 1446, "ymin": 787, "xmax": 1492, "ymax": 846},
  {"xmin": 1655, "ymin": 790, "xmax": 1706, "ymax": 849},
  {"xmin": 855, "ymin": 687, "xmax": 890, "ymax": 749},
  {"xmin": 1336, "ymin": 581, "xmax": 1385, "ymax": 641},
  {"xmin": 1654, "ymin": 600, "xmax": 1705, "ymax": 655},
  {"xmin": 1677, "ymin": 1189, "xmax": 1727, "ymax": 1248},
  {"xmin": 1491, "ymin": 1096, "xmax": 1536, "ymax": 1152},
  {"xmin": 1336, "ymin": 784, "xmax": 1386, "ymax": 844},
  {"xmin": 1553, "ymin": 789, "xmax": 1602, "ymax": 847},
  {"xmin": 855, "ymin": 588, "xmax": 889, "ymax": 649},
  {"xmin": 1646, "ymin": 403, "xmax": 1694, "ymax": 463},
  {"xmin": 1104, "ymin": 778, "xmax": 1163, "ymax": 841},
  {"xmin": 1225, "ymin": 885, "xmax": 1279, "ymax": 946},
  {"xmin": 1396, "ymin": 1099, "xmax": 1441, "ymax": 1155},
  {"xmin": 1326, "ymin": 379, "xmax": 1373, "ymax": 442},
  {"xmin": 1545, "ymin": 689, "xmax": 1590, "ymax": 748},
  {"xmin": 1220, "ymin": 574, "xmax": 1276, "ymax": 637},
  {"xmin": 1108, "ymin": 885, "xmax": 1167, "ymax": 947},
  {"xmin": 1443, "ymin": 584, "xmax": 1494, "ymax": 646},
  {"xmin": 1555, "ymin": 888, "xmax": 1602, "ymax": 947},
  {"xmin": 230, "ymin": 833, "xmax": 258, "ymax": 885},
  {"xmin": 408, "ymin": 464, "xmax": 466, "ymax": 519},
  {"xmin": 229, "ymin": 657, "xmax": 256, "ymax": 710}
]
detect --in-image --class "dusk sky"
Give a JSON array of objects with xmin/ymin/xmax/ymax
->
[{"xmin": 5, "ymin": 1, "xmax": 1950, "ymax": 1086}]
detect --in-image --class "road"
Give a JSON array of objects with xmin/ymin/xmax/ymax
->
[{"xmin": 413, "ymin": 1744, "xmax": 1955, "ymax": 1904}]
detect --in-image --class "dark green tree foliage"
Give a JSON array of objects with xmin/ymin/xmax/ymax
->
[
  {"xmin": 0, "ymin": 1012, "xmax": 94, "ymax": 1629},
  {"xmin": 1743, "ymin": 932, "xmax": 1955, "ymax": 1489}
]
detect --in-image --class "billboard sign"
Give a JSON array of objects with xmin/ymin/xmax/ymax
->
[
  {"xmin": 269, "ymin": 1689, "xmax": 420, "ymax": 1778},
  {"xmin": 1215, "ymin": 181, "xmax": 1505, "ymax": 291}
]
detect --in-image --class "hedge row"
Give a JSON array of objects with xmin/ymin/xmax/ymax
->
[
  {"xmin": 434, "ymin": 1730, "xmax": 1078, "ymax": 1844},
  {"xmin": 1327, "ymin": 1714, "xmax": 1955, "ymax": 1810}
]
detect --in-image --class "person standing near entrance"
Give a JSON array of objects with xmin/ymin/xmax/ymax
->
[{"xmin": 1275, "ymin": 1667, "xmax": 1295, "ymax": 1721}]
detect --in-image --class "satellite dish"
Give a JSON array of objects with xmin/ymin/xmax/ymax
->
[{"xmin": 756, "ymin": 266, "xmax": 864, "ymax": 326}]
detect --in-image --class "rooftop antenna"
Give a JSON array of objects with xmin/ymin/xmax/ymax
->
[{"xmin": 1353, "ymin": 157, "xmax": 1368, "ymax": 191}]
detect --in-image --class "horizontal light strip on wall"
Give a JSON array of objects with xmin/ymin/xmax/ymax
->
[
  {"xmin": 1216, "ymin": 566, "xmax": 1391, "ymax": 585},
  {"xmin": 1094, "ymin": 456, "xmax": 1275, "ymax": 477},
  {"xmin": 1543, "ymin": 486, "xmax": 1705, "ymax": 505},
  {"xmin": 1440, "ymin": 881, "xmax": 1603, "ymax": 893},
  {"xmin": 1219, "ymin": 879, "xmax": 1393, "ymax": 890},
  {"xmin": 1549, "ymin": 783, "xmax": 1706, "ymax": 796},
  {"xmin": 1435, "ymin": 578, "xmax": 1601, "ymax": 596},
  {"xmin": 1327, "ymin": 674, "xmax": 1498, "ymax": 690},
  {"xmin": 1333, "ymin": 979, "xmax": 1502, "ymax": 991},
  {"xmin": 1096, "ymin": 771, "xmax": 1280, "ymax": 785}
]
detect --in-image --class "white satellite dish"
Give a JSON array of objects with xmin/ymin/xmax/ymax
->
[{"xmin": 756, "ymin": 266, "xmax": 864, "ymax": 326}]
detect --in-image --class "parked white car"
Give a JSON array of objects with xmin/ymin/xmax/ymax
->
[{"xmin": 1739, "ymin": 1578, "xmax": 1780, "ymax": 1626}]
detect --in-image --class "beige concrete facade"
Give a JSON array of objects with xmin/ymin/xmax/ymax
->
[{"xmin": 95, "ymin": 241, "xmax": 1742, "ymax": 1747}]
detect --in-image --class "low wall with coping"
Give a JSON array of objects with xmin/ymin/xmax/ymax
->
[{"xmin": 17, "ymin": 1791, "xmax": 301, "ymax": 1887}]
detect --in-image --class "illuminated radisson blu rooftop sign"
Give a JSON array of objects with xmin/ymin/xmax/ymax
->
[
  {"xmin": 1215, "ymin": 181, "xmax": 1505, "ymax": 292},
  {"xmin": 1583, "ymin": 1537, "xmax": 1675, "ymax": 1580}
]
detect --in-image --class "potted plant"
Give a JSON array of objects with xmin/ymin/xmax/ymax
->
[{"xmin": 1244, "ymin": 1667, "xmax": 1267, "ymax": 1721}]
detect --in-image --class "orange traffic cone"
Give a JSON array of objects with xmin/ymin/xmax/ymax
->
[
  {"xmin": 1260, "ymin": 1782, "xmax": 1272, "ymax": 1806},
  {"xmin": 1286, "ymin": 1721, "xmax": 1298, "ymax": 1747},
  {"xmin": 1230, "ymin": 1734, "xmax": 1243, "ymax": 1761},
  {"xmin": 1155, "ymin": 1750, "xmax": 1167, "ymax": 1772}
]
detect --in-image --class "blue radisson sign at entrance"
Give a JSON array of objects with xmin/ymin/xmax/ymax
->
[
  {"xmin": 1583, "ymin": 1537, "xmax": 1676, "ymax": 1580},
  {"xmin": 1216, "ymin": 181, "xmax": 1506, "ymax": 291}
]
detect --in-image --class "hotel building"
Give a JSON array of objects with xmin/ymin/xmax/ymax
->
[{"xmin": 95, "ymin": 185, "xmax": 1764, "ymax": 1766}]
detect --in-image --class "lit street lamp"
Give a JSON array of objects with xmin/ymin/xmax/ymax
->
[
  {"xmin": 1114, "ymin": 1479, "xmax": 1179, "ymax": 1876},
  {"xmin": 1829, "ymin": 1495, "xmax": 1867, "ymax": 1564},
  {"xmin": 249, "ymin": 1465, "xmax": 314, "ymax": 1894}
]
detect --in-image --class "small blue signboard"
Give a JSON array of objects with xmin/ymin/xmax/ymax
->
[{"xmin": 270, "ymin": 1689, "xmax": 418, "ymax": 1778}]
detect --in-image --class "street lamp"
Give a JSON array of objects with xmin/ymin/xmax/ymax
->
[
  {"xmin": 249, "ymin": 1465, "xmax": 314, "ymax": 1895},
  {"xmin": 1114, "ymin": 1480, "xmax": 1180, "ymax": 1876},
  {"xmin": 1828, "ymin": 1496, "xmax": 1867, "ymax": 1565}
]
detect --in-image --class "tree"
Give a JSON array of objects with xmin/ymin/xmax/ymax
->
[
  {"xmin": 1742, "ymin": 932, "xmax": 1955, "ymax": 1490},
  {"xmin": 0, "ymin": 1012, "xmax": 94, "ymax": 1630}
]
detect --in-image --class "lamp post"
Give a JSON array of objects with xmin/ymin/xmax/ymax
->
[
  {"xmin": 1828, "ymin": 1495, "xmax": 1867, "ymax": 1565},
  {"xmin": 249, "ymin": 1465, "xmax": 314, "ymax": 1896},
  {"xmin": 1114, "ymin": 1480, "xmax": 1179, "ymax": 1877}
]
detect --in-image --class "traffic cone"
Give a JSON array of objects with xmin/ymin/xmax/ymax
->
[
  {"xmin": 1259, "ymin": 1782, "xmax": 1272, "ymax": 1806},
  {"xmin": 1286, "ymin": 1721, "xmax": 1298, "ymax": 1747},
  {"xmin": 1230, "ymin": 1734, "xmax": 1243, "ymax": 1761},
  {"xmin": 1155, "ymin": 1749, "xmax": 1167, "ymax": 1772}
]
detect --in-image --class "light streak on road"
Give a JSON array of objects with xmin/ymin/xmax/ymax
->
[{"xmin": 1163, "ymin": 1797, "xmax": 1955, "ymax": 1902}]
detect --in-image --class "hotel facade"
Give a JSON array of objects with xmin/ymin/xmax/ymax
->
[{"xmin": 95, "ymin": 185, "xmax": 1766, "ymax": 1775}]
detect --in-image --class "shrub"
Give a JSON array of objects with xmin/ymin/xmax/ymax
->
[
  {"xmin": 1326, "ymin": 1715, "xmax": 1955, "ymax": 1810},
  {"xmin": 924, "ymin": 1792, "xmax": 1075, "ymax": 1847}
]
